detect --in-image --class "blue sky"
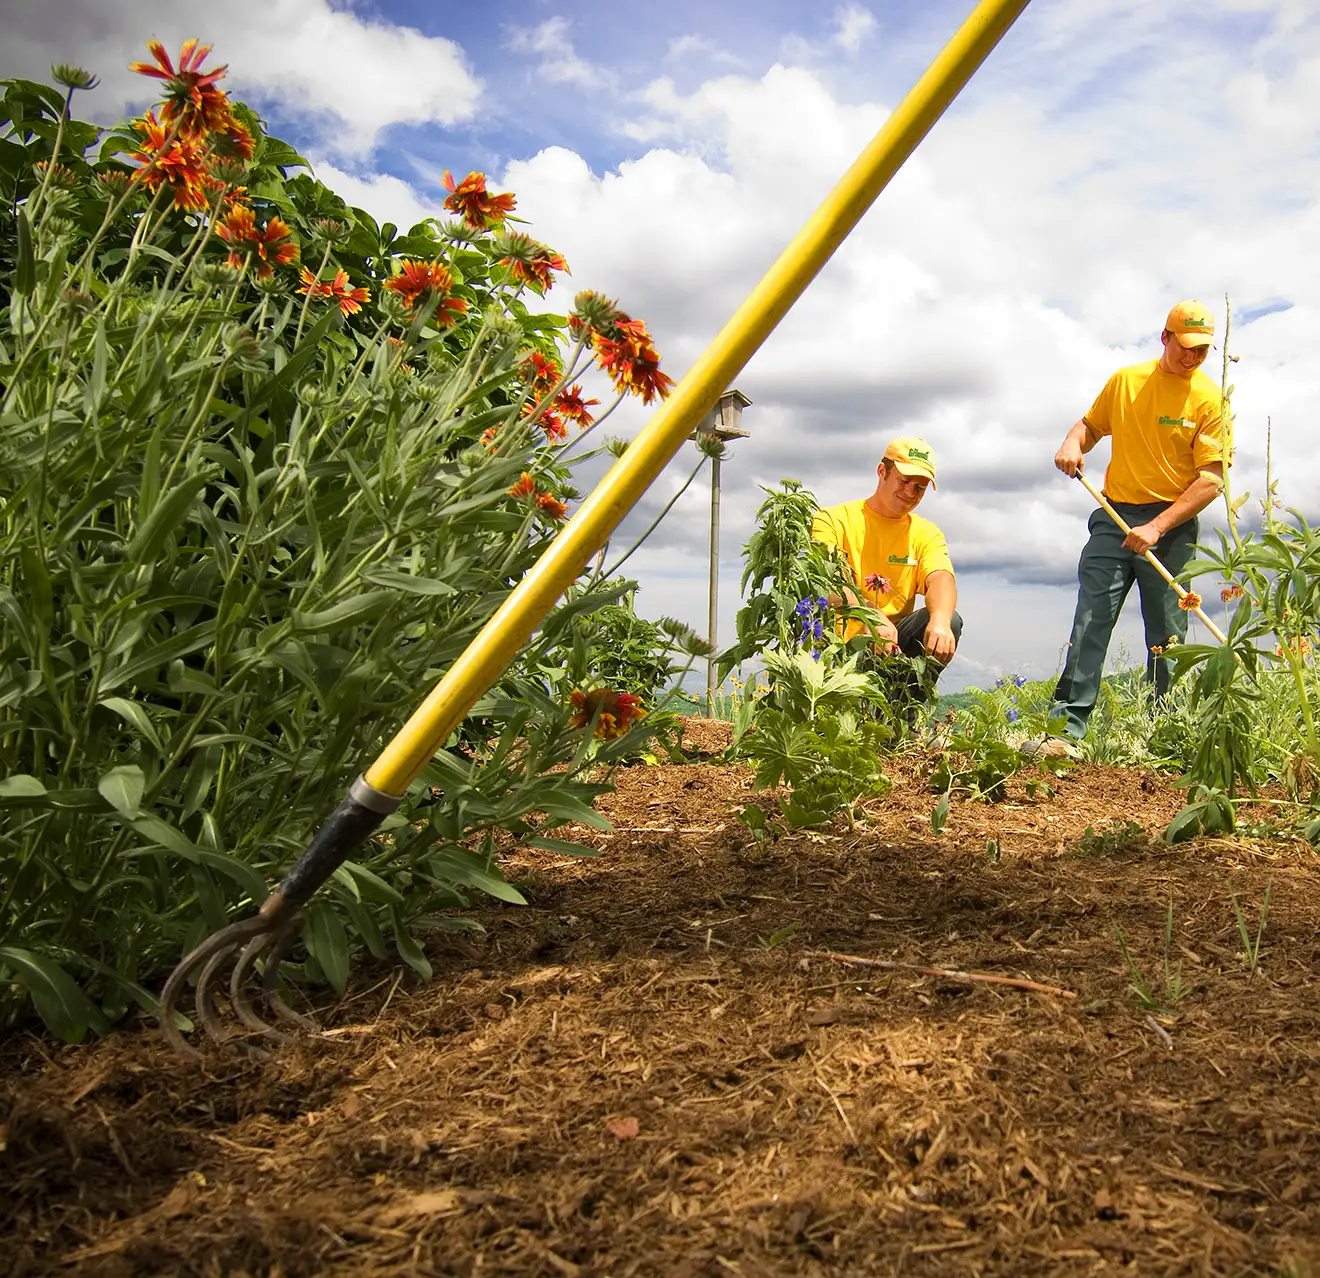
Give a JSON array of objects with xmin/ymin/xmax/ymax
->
[{"xmin": 6, "ymin": 0, "xmax": 1320, "ymax": 691}]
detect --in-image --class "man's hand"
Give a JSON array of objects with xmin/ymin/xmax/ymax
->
[
  {"xmin": 1123, "ymin": 521, "xmax": 1162, "ymax": 556},
  {"xmin": 871, "ymin": 614, "xmax": 899, "ymax": 655},
  {"xmin": 1054, "ymin": 438, "xmax": 1085, "ymax": 478},
  {"xmin": 923, "ymin": 617, "xmax": 957, "ymax": 663}
]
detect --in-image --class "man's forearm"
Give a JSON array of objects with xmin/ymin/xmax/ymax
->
[
  {"xmin": 1150, "ymin": 474, "xmax": 1223, "ymax": 536},
  {"xmin": 925, "ymin": 571, "xmax": 957, "ymax": 623}
]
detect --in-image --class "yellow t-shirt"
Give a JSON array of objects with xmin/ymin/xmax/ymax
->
[
  {"xmin": 811, "ymin": 501, "xmax": 954, "ymax": 638},
  {"xmin": 1085, "ymin": 360, "xmax": 1227, "ymax": 504}
]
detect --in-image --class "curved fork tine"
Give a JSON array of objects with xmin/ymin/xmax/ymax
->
[
  {"xmin": 229, "ymin": 933, "xmax": 294, "ymax": 1043},
  {"xmin": 158, "ymin": 916, "xmax": 273, "ymax": 1057},
  {"xmin": 196, "ymin": 945, "xmax": 237, "ymax": 1044},
  {"xmin": 262, "ymin": 925, "xmax": 320, "ymax": 1033}
]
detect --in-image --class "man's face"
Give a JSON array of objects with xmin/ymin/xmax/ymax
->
[
  {"xmin": 1160, "ymin": 330, "xmax": 1211, "ymax": 378},
  {"xmin": 875, "ymin": 461, "xmax": 930, "ymax": 516}
]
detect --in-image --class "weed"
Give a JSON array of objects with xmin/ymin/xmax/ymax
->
[
  {"xmin": 1076, "ymin": 819, "xmax": 1146, "ymax": 857},
  {"xmin": 1112, "ymin": 901, "xmax": 1189, "ymax": 1013},
  {"xmin": 758, "ymin": 921, "xmax": 800, "ymax": 949},
  {"xmin": 1228, "ymin": 879, "xmax": 1272, "ymax": 975}
]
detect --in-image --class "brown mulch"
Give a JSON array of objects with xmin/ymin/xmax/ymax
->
[{"xmin": 3, "ymin": 728, "xmax": 1319, "ymax": 1277}]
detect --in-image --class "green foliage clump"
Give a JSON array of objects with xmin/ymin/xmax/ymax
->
[{"xmin": 0, "ymin": 57, "xmax": 683, "ymax": 1040}]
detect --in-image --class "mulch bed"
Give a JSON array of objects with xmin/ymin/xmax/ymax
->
[{"xmin": 3, "ymin": 728, "xmax": 1319, "ymax": 1276}]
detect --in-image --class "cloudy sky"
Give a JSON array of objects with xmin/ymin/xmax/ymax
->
[{"xmin": 6, "ymin": 0, "xmax": 1318, "ymax": 691}]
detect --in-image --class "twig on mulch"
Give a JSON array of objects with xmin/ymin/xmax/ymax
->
[
  {"xmin": 1145, "ymin": 1013, "xmax": 1175, "ymax": 1050},
  {"xmin": 805, "ymin": 950, "xmax": 1077, "ymax": 999}
]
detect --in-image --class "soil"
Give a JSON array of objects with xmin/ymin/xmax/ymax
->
[{"xmin": 4, "ymin": 721, "xmax": 1319, "ymax": 1277}]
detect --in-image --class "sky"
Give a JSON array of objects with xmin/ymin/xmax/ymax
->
[{"xmin": 5, "ymin": 0, "xmax": 1320, "ymax": 692}]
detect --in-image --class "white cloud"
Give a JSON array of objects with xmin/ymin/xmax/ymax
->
[
  {"xmin": 506, "ymin": 16, "xmax": 614, "ymax": 90},
  {"xmin": 666, "ymin": 34, "xmax": 744, "ymax": 66},
  {"xmin": 832, "ymin": 4, "xmax": 877, "ymax": 54},
  {"xmin": 0, "ymin": 0, "xmax": 480, "ymax": 153},
  {"xmin": 306, "ymin": 158, "xmax": 442, "ymax": 233}
]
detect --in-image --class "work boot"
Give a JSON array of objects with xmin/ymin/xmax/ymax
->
[{"xmin": 1020, "ymin": 734, "xmax": 1082, "ymax": 762}]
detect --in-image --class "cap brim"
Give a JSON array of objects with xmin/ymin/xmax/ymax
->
[
  {"xmin": 1173, "ymin": 332, "xmax": 1214, "ymax": 348},
  {"xmin": 892, "ymin": 462, "xmax": 935, "ymax": 489}
]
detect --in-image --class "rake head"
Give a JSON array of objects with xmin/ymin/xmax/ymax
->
[{"xmin": 157, "ymin": 901, "xmax": 319, "ymax": 1057}]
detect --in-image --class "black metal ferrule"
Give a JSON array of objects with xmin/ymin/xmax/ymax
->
[{"xmin": 265, "ymin": 775, "xmax": 403, "ymax": 916}]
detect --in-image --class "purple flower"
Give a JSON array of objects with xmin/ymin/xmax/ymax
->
[{"xmin": 1006, "ymin": 708, "xmax": 1020, "ymax": 723}]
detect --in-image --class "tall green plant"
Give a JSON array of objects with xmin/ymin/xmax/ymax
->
[{"xmin": 0, "ymin": 49, "xmax": 680, "ymax": 1039}]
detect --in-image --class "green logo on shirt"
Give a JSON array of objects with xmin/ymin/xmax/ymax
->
[
  {"xmin": 1158, "ymin": 415, "xmax": 1188, "ymax": 427},
  {"xmin": 887, "ymin": 554, "xmax": 918, "ymax": 565}
]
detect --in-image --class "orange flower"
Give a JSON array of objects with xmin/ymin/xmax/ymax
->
[
  {"xmin": 298, "ymin": 266, "xmax": 370, "ymax": 316},
  {"xmin": 556, "ymin": 383, "xmax": 599, "ymax": 428},
  {"xmin": 536, "ymin": 491, "xmax": 568, "ymax": 520},
  {"xmin": 518, "ymin": 349, "xmax": 563, "ymax": 393},
  {"xmin": 1220, "ymin": 583, "xmax": 1244, "ymax": 603},
  {"xmin": 1177, "ymin": 592, "xmax": 1202, "ymax": 612},
  {"xmin": 442, "ymin": 170, "xmax": 517, "ymax": 229},
  {"xmin": 129, "ymin": 40, "xmax": 232, "ymax": 139},
  {"xmin": 569, "ymin": 688, "xmax": 644, "ymax": 740},
  {"xmin": 591, "ymin": 319, "xmax": 675, "ymax": 405},
  {"xmin": 539, "ymin": 413, "xmax": 568, "ymax": 443},
  {"xmin": 383, "ymin": 259, "xmax": 469, "ymax": 325},
  {"xmin": 481, "ymin": 426, "xmax": 500, "ymax": 452},
  {"xmin": 508, "ymin": 473, "xmax": 537, "ymax": 498},
  {"xmin": 498, "ymin": 233, "xmax": 569, "ymax": 292},
  {"xmin": 129, "ymin": 110, "xmax": 210, "ymax": 211},
  {"xmin": 216, "ymin": 205, "xmax": 298, "ymax": 279}
]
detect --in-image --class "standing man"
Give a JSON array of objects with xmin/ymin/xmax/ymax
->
[
  {"xmin": 1041, "ymin": 300, "xmax": 1227, "ymax": 754},
  {"xmin": 811, "ymin": 436, "xmax": 962, "ymax": 696}
]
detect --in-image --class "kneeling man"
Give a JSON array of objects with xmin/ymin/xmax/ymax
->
[{"xmin": 811, "ymin": 436, "xmax": 962, "ymax": 691}]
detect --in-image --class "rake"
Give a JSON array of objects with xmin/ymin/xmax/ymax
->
[
  {"xmin": 1074, "ymin": 471, "xmax": 1228, "ymax": 645},
  {"xmin": 157, "ymin": 0, "xmax": 1033, "ymax": 1054}
]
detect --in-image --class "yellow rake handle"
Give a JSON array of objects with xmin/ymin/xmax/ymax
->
[{"xmin": 1074, "ymin": 472, "xmax": 1228, "ymax": 645}]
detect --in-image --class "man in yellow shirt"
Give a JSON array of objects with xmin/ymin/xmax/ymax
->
[
  {"xmin": 1043, "ymin": 300, "xmax": 1227, "ymax": 750},
  {"xmin": 811, "ymin": 436, "xmax": 961, "ymax": 687}
]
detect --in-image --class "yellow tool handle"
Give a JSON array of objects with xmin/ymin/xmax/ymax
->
[
  {"xmin": 365, "ymin": 0, "xmax": 1034, "ymax": 797},
  {"xmin": 1074, "ymin": 471, "xmax": 1228, "ymax": 645}
]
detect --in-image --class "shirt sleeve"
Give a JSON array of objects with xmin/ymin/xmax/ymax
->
[
  {"xmin": 1084, "ymin": 373, "xmax": 1119, "ymax": 438},
  {"xmin": 916, "ymin": 526, "xmax": 954, "ymax": 595}
]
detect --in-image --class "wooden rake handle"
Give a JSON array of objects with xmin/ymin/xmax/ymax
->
[{"xmin": 1074, "ymin": 472, "xmax": 1228, "ymax": 645}]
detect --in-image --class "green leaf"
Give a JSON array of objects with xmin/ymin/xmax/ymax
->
[
  {"xmin": 127, "ymin": 474, "xmax": 210, "ymax": 563},
  {"xmin": 390, "ymin": 909, "xmax": 432, "ymax": 980},
  {"xmin": 97, "ymin": 764, "xmax": 145, "ymax": 818},
  {"xmin": 0, "ymin": 946, "xmax": 110, "ymax": 1043},
  {"xmin": 292, "ymin": 591, "xmax": 396, "ymax": 633},
  {"xmin": 931, "ymin": 792, "xmax": 950, "ymax": 835},
  {"xmin": 0, "ymin": 774, "xmax": 47, "ymax": 800},
  {"xmin": 13, "ymin": 208, "xmax": 34, "ymax": 294},
  {"xmin": 524, "ymin": 836, "xmax": 602, "ymax": 858},
  {"xmin": 536, "ymin": 794, "xmax": 613, "ymax": 830},
  {"xmin": 98, "ymin": 696, "xmax": 163, "ymax": 751},
  {"xmin": 303, "ymin": 901, "xmax": 350, "ymax": 997}
]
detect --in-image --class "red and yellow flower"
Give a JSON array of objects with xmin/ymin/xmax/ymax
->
[
  {"xmin": 298, "ymin": 266, "xmax": 370, "ymax": 316},
  {"xmin": 536, "ymin": 490, "xmax": 568, "ymax": 520},
  {"xmin": 129, "ymin": 110, "xmax": 211, "ymax": 210},
  {"xmin": 518, "ymin": 349, "xmax": 563, "ymax": 393},
  {"xmin": 498, "ymin": 233, "xmax": 569, "ymax": 293},
  {"xmin": 382, "ymin": 259, "xmax": 468, "ymax": 325},
  {"xmin": 508, "ymin": 473, "xmax": 538, "ymax": 498},
  {"xmin": 216, "ymin": 205, "xmax": 299, "ymax": 279},
  {"xmin": 442, "ymin": 170, "xmax": 517, "ymax": 230},
  {"xmin": 569, "ymin": 688, "xmax": 644, "ymax": 740},
  {"xmin": 556, "ymin": 383, "xmax": 599, "ymax": 428},
  {"xmin": 1177, "ymin": 592, "xmax": 1202, "ymax": 612},
  {"xmin": 1220, "ymin": 583, "xmax": 1245, "ymax": 603},
  {"xmin": 129, "ymin": 40, "xmax": 231, "ymax": 138},
  {"xmin": 591, "ymin": 316, "xmax": 674, "ymax": 405}
]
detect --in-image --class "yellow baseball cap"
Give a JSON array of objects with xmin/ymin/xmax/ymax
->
[
  {"xmin": 1165, "ymin": 300, "xmax": 1215, "ymax": 348},
  {"xmin": 883, "ymin": 436, "xmax": 936, "ymax": 488}
]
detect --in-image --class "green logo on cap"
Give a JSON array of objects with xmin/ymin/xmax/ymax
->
[
  {"xmin": 1182, "ymin": 317, "xmax": 1209, "ymax": 330},
  {"xmin": 907, "ymin": 447, "xmax": 930, "ymax": 462}
]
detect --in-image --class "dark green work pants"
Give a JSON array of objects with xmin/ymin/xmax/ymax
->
[{"xmin": 1051, "ymin": 502, "xmax": 1199, "ymax": 739}]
